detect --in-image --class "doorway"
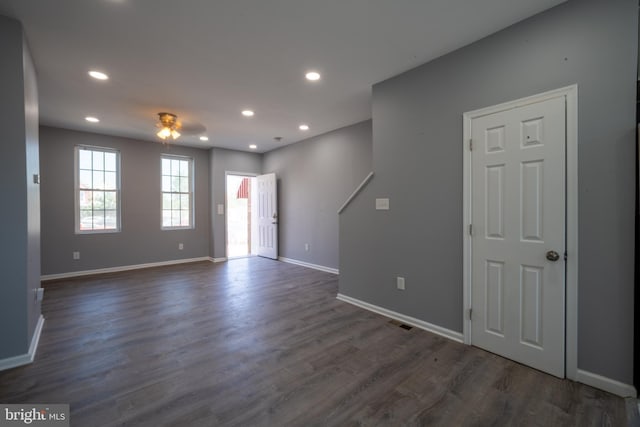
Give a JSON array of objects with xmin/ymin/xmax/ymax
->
[
  {"xmin": 226, "ymin": 174, "xmax": 258, "ymax": 258},
  {"xmin": 463, "ymin": 85, "xmax": 578, "ymax": 380}
]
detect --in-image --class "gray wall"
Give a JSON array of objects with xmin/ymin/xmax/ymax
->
[
  {"xmin": 0, "ymin": 16, "xmax": 41, "ymax": 359},
  {"xmin": 39, "ymin": 127, "xmax": 366, "ymax": 268},
  {"xmin": 339, "ymin": 0, "xmax": 637, "ymax": 384},
  {"xmin": 264, "ymin": 121, "xmax": 372, "ymax": 269},
  {"xmin": 23, "ymin": 32, "xmax": 41, "ymax": 344},
  {"xmin": 209, "ymin": 148, "xmax": 262, "ymax": 259},
  {"xmin": 40, "ymin": 127, "xmax": 210, "ymax": 275}
]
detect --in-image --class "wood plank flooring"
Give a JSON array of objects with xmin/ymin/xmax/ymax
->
[{"xmin": 0, "ymin": 257, "xmax": 628, "ymax": 426}]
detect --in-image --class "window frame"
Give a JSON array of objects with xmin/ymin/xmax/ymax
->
[
  {"xmin": 161, "ymin": 154, "xmax": 195, "ymax": 230},
  {"xmin": 74, "ymin": 145, "xmax": 122, "ymax": 234}
]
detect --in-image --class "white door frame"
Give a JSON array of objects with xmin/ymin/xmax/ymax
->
[
  {"xmin": 462, "ymin": 85, "xmax": 578, "ymax": 380},
  {"xmin": 225, "ymin": 171, "xmax": 258, "ymax": 259}
]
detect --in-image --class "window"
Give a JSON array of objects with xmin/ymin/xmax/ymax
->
[
  {"xmin": 161, "ymin": 155, "xmax": 193, "ymax": 229},
  {"xmin": 76, "ymin": 146, "xmax": 120, "ymax": 233}
]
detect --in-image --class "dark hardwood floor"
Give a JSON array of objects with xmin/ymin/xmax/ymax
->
[{"xmin": 0, "ymin": 258, "xmax": 628, "ymax": 426}]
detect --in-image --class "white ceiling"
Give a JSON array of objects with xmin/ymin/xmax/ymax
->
[{"xmin": 0, "ymin": 0, "xmax": 565, "ymax": 152}]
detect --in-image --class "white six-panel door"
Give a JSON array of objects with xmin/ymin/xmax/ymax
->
[
  {"xmin": 256, "ymin": 173, "xmax": 278, "ymax": 260},
  {"xmin": 470, "ymin": 96, "xmax": 566, "ymax": 377}
]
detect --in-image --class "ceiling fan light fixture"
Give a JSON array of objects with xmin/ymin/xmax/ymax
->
[
  {"xmin": 156, "ymin": 112, "xmax": 180, "ymax": 140},
  {"xmin": 157, "ymin": 127, "xmax": 171, "ymax": 139}
]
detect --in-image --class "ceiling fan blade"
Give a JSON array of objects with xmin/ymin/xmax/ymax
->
[{"xmin": 179, "ymin": 122, "xmax": 207, "ymax": 135}]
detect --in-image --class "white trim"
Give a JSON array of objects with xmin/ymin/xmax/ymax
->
[
  {"xmin": 27, "ymin": 315, "xmax": 44, "ymax": 362},
  {"xmin": 462, "ymin": 85, "xmax": 578, "ymax": 379},
  {"xmin": 161, "ymin": 154, "xmax": 194, "ymax": 230},
  {"xmin": 0, "ymin": 315, "xmax": 44, "ymax": 372},
  {"xmin": 463, "ymin": 85, "xmax": 578, "ymax": 119},
  {"xmin": 462, "ymin": 107, "xmax": 472, "ymax": 346},
  {"xmin": 564, "ymin": 86, "xmax": 579, "ymax": 381},
  {"xmin": 338, "ymin": 171, "xmax": 374, "ymax": 214},
  {"xmin": 278, "ymin": 257, "xmax": 339, "ymax": 275},
  {"xmin": 209, "ymin": 257, "xmax": 227, "ymax": 263},
  {"xmin": 74, "ymin": 145, "xmax": 122, "ymax": 234},
  {"xmin": 576, "ymin": 369, "xmax": 637, "ymax": 398},
  {"xmin": 41, "ymin": 257, "xmax": 211, "ymax": 281},
  {"xmin": 336, "ymin": 293, "xmax": 464, "ymax": 343},
  {"xmin": 225, "ymin": 171, "xmax": 259, "ymax": 178}
]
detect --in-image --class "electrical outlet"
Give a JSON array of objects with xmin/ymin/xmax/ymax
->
[
  {"xmin": 178, "ymin": 243, "xmax": 184, "ymax": 250},
  {"xmin": 73, "ymin": 251, "xmax": 80, "ymax": 260},
  {"xmin": 396, "ymin": 277, "xmax": 405, "ymax": 290},
  {"xmin": 304, "ymin": 243, "xmax": 310, "ymax": 251}
]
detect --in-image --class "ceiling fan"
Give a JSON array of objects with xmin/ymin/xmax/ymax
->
[
  {"xmin": 156, "ymin": 112, "xmax": 181, "ymax": 140},
  {"xmin": 156, "ymin": 112, "xmax": 207, "ymax": 142}
]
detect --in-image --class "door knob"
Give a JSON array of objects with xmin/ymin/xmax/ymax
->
[{"xmin": 546, "ymin": 250, "xmax": 560, "ymax": 262}]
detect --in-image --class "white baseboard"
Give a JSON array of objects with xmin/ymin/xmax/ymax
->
[
  {"xmin": 576, "ymin": 369, "xmax": 637, "ymax": 398},
  {"xmin": 209, "ymin": 257, "xmax": 227, "ymax": 263},
  {"xmin": 0, "ymin": 315, "xmax": 44, "ymax": 372},
  {"xmin": 41, "ymin": 257, "xmax": 211, "ymax": 281},
  {"xmin": 278, "ymin": 257, "xmax": 339, "ymax": 275},
  {"xmin": 336, "ymin": 293, "xmax": 463, "ymax": 343}
]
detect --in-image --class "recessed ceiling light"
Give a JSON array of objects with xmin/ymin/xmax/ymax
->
[
  {"xmin": 242, "ymin": 110, "xmax": 255, "ymax": 117},
  {"xmin": 199, "ymin": 136, "xmax": 209, "ymax": 141},
  {"xmin": 305, "ymin": 71, "xmax": 321, "ymax": 81},
  {"xmin": 88, "ymin": 70, "xmax": 109, "ymax": 80},
  {"xmin": 249, "ymin": 144, "xmax": 257, "ymax": 150},
  {"xmin": 299, "ymin": 124, "xmax": 309, "ymax": 131},
  {"xmin": 85, "ymin": 116, "xmax": 100, "ymax": 123}
]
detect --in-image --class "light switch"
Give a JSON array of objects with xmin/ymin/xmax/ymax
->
[
  {"xmin": 376, "ymin": 198, "xmax": 390, "ymax": 210},
  {"xmin": 217, "ymin": 204, "xmax": 224, "ymax": 215}
]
